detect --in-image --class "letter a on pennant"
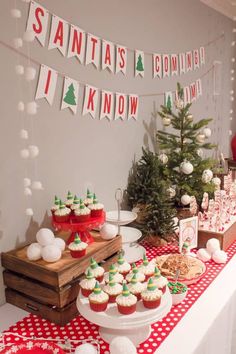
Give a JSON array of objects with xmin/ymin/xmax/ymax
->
[
  {"xmin": 102, "ymin": 40, "xmax": 115, "ymax": 73},
  {"xmin": 48, "ymin": 15, "xmax": 69, "ymax": 56},
  {"xmin": 26, "ymin": 1, "xmax": 49, "ymax": 46},
  {"xmin": 100, "ymin": 91, "xmax": 114, "ymax": 120},
  {"xmin": 114, "ymin": 93, "xmax": 127, "ymax": 120},
  {"xmin": 35, "ymin": 64, "xmax": 58, "ymax": 105},
  {"xmin": 67, "ymin": 25, "xmax": 86, "ymax": 64},
  {"xmin": 61, "ymin": 77, "xmax": 79, "ymax": 114},
  {"xmin": 86, "ymin": 34, "xmax": 101, "ymax": 68},
  {"xmin": 128, "ymin": 95, "xmax": 139, "ymax": 120},
  {"xmin": 83, "ymin": 85, "xmax": 99, "ymax": 118}
]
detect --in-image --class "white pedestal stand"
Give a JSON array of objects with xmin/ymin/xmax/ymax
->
[{"xmin": 77, "ymin": 290, "xmax": 172, "ymax": 346}]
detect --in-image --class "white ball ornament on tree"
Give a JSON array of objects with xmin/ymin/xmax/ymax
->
[
  {"xmin": 11, "ymin": 9, "xmax": 22, "ymax": 18},
  {"xmin": 20, "ymin": 129, "xmax": 29, "ymax": 140},
  {"xmin": 74, "ymin": 343, "xmax": 98, "ymax": 354},
  {"xmin": 17, "ymin": 101, "xmax": 25, "ymax": 112},
  {"xmin": 13, "ymin": 38, "xmax": 23, "ymax": 49},
  {"xmin": 206, "ymin": 238, "xmax": 220, "ymax": 255},
  {"xmin": 196, "ymin": 133, "xmax": 205, "ymax": 144},
  {"xmin": 26, "ymin": 208, "xmax": 34, "ymax": 216},
  {"xmin": 27, "ymin": 243, "xmax": 42, "ymax": 261},
  {"xmin": 158, "ymin": 153, "xmax": 168, "ymax": 164},
  {"xmin": 186, "ymin": 113, "xmax": 193, "ymax": 121},
  {"xmin": 203, "ymin": 128, "xmax": 212, "ymax": 138},
  {"xmin": 29, "ymin": 145, "xmax": 39, "ymax": 158},
  {"xmin": 32, "ymin": 181, "xmax": 43, "ymax": 190},
  {"xmin": 26, "ymin": 101, "xmax": 38, "ymax": 115},
  {"xmin": 162, "ymin": 117, "xmax": 171, "ymax": 126},
  {"xmin": 15, "ymin": 65, "xmax": 24, "ymax": 75},
  {"xmin": 180, "ymin": 161, "xmax": 193, "ymax": 175},
  {"xmin": 212, "ymin": 177, "xmax": 221, "ymax": 187},
  {"xmin": 23, "ymin": 30, "xmax": 35, "ymax": 42},
  {"xmin": 110, "ymin": 336, "xmax": 137, "ymax": 354},
  {"xmin": 53, "ymin": 238, "xmax": 66, "ymax": 251},
  {"xmin": 36, "ymin": 228, "xmax": 55, "ymax": 246},
  {"xmin": 202, "ymin": 169, "xmax": 213, "ymax": 183},
  {"xmin": 100, "ymin": 223, "xmax": 118, "ymax": 240},
  {"xmin": 181, "ymin": 194, "xmax": 191, "ymax": 206},
  {"xmin": 212, "ymin": 250, "xmax": 227, "ymax": 264},
  {"xmin": 196, "ymin": 149, "xmax": 203, "ymax": 158},
  {"xmin": 42, "ymin": 245, "xmax": 62, "ymax": 263},
  {"xmin": 20, "ymin": 149, "xmax": 29, "ymax": 159},
  {"xmin": 167, "ymin": 187, "xmax": 176, "ymax": 198},
  {"xmin": 25, "ymin": 67, "xmax": 36, "ymax": 81},
  {"xmin": 24, "ymin": 187, "xmax": 32, "ymax": 196},
  {"xmin": 196, "ymin": 248, "xmax": 211, "ymax": 262}
]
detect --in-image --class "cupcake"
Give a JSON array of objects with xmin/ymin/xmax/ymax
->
[
  {"xmin": 104, "ymin": 264, "xmax": 124, "ymax": 284},
  {"xmin": 88, "ymin": 194, "xmax": 104, "ymax": 217},
  {"xmin": 138, "ymin": 254, "xmax": 155, "ymax": 281},
  {"xmin": 83, "ymin": 189, "xmax": 94, "ymax": 206},
  {"xmin": 51, "ymin": 195, "xmax": 60, "ymax": 215},
  {"xmin": 152, "ymin": 267, "xmax": 168, "ymax": 294},
  {"xmin": 65, "ymin": 191, "xmax": 74, "ymax": 208},
  {"xmin": 141, "ymin": 278, "xmax": 162, "ymax": 309},
  {"xmin": 126, "ymin": 263, "xmax": 145, "ymax": 283},
  {"xmin": 103, "ymin": 274, "xmax": 123, "ymax": 303},
  {"xmin": 114, "ymin": 254, "xmax": 131, "ymax": 276},
  {"xmin": 74, "ymin": 199, "xmax": 91, "ymax": 222},
  {"xmin": 116, "ymin": 283, "xmax": 137, "ymax": 315},
  {"xmin": 54, "ymin": 200, "xmax": 71, "ymax": 222},
  {"xmin": 89, "ymin": 282, "xmax": 109, "ymax": 312},
  {"xmin": 86, "ymin": 258, "xmax": 105, "ymax": 282},
  {"xmin": 70, "ymin": 195, "xmax": 80, "ymax": 214},
  {"xmin": 80, "ymin": 270, "xmax": 96, "ymax": 297},
  {"xmin": 68, "ymin": 233, "xmax": 88, "ymax": 258},
  {"xmin": 127, "ymin": 274, "xmax": 146, "ymax": 301}
]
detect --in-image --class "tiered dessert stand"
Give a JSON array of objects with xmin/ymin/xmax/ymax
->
[{"xmin": 77, "ymin": 289, "xmax": 172, "ymax": 346}]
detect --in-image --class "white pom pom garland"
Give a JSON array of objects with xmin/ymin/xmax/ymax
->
[
  {"xmin": 20, "ymin": 129, "xmax": 29, "ymax": 139},
  {"xmin": 32, "ymin": 181, "xmax": 43, "ymax": 190},
  {"xmin": 28, "ymin": 145, "xmax": 39, "ymax": 158},
  {"xmin": 11, "ymin": 9, "xmax": 22, "ymax": 18},
  {"xmin": 25, "ymin": 67, "xmax": 36, "ymax": 81},
  {"xmin": 23, "ymin": 177, "xmax": 31, "ymax": 187},
  {"xmin": 23, "ymin": 30, "xmax": 35, "ymax": 42},
  {"xmin": 26, "ymin": 208, "xmax": 34, "ymax": 216},
  {"xmin": 26, "ymin": 101, "xmax": 38, "ymax": 115},
  {"xmin": 24, "ymin": 187, "xmax": 32, "ymax": 196},
  {"xmin": 17, "ymin": 101, "xmax": 25, "ymax": 112},
  {"xmin": 15, "ymin": 65, "xmax": 24, "ymax": 75},
  {"xmin": 13, "ymin": 38, "xmax": 23, "ymax": 49},
  {"xmin": 20, "ymin": 149, "xmax": 30, "ymax": 159}
]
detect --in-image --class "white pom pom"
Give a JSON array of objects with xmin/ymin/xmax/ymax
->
[
  {"xmin": 26, "ymin": 208, "xmax": 34, "ymax": 216},
  {"xmin": 196, "ymin": 248, "xmax": 211, "ymax": 262},
  {"xmin": 26, "ymin": 101, "xmax": 38, "ymax": 115},
  {"xmin": 181, "ymin": 194, "xmax": 191, "ymax": 206},
  {"xmin": 42, "ymin": 245, "xmax": 62, "ymax": 263},
  {"xmin": 25, "ymin": 67, "xmax": 36, "ymax": 81},
  {"xmin": 203, "ymin": 128, "xmax": 212, "ymax": 138},
  {"xmin": 53, "ymin": 238, "xmax": 66, "ymax": 251},
  {"xmin": 32, "ymin": 181, "xmax": 43, "ymax": 190},
  {"xmin": 27, "ymin": 243, "xmax": 42, "ymax": 261},
  {"xmin": 13, "ymin": 37, "xmax": 23, "ymax": 49},
  {"xmin": 206, "ymin": 238, "xmax": 220, "ymax": 255},
  {"xmin": 100, "ymin": 224, "xmax": 118, "ymax": 240},
  {"xmin": 23, "ymin": 177, "xmax": 31, "ymax": 187},
  {"xmin": 74, "ymin": 343, "xmax": 98, "ymax": 354},
  {"xmin": 110, "ymin": 336, "xmax": 137, "ymax": 354},
  {"xmin": 20, "ymin": 129, "xmax": 28, "ymax": 139},
  {"xmin": 17, "ymin": 101, "xmax": 25, "ymax": 112},
  {"xmin": 28, "ymin": 145, "xmax": 39, "ymax": 158},
  {"xmin": 11, "ymin": 8, "xmax": 21, "ymax": 18},
  {"xmin": 23, "ymin": 30, "xmax": 35, "ymax": 42},
  {"xmin": 36, "ymin": 228, "xmax": 55, "ymax": 246},
  {"xmin": 15, "ymin": 65, "xmax": 24, "ymax": 75},
  {"xmin": 24, "ymin": 187, "xmax": 32, "ymax": 196},
  {"xmin": 20, "ymin": 149, "xmax": 29, "ymax": 159},
  {"xmin": 212, "ymin": 250, "xmax": 227, "ymax": 264}
]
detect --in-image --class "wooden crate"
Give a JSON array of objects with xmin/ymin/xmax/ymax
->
[
  {"xmin": 1, "ymin": 232, "xmax": 121, "ymax": 325},
  {"xmin": 198, "ymin": 221, "xmax": 236, "ymax": 251}
]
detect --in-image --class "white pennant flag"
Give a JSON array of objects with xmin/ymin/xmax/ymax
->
[
  {"xmin": 115, "ymin": 45, "xmax": 127, "ymax": 75},
  {"xmin": 186, "ymin": 51, "xmax": 193, "ymax": 72},
  {"xmin": 48, "ymin": 15, "xmax": 69, "ymax": 56},
  {"xmin": 115, "ymin": 93, "xmax": 127, "ymax": 120},
  {"xmin": 35, "ymin": 64, "xmax": 58, "ymax": 105},
  {"xmin": 86, "ymin": 34, "xmax": 101, "ymax": 68},
  {"xmin": 163, "ymin": 55, "xmax": 170, "ymax": 78},
  {"xmin": 128, "ymin": 95, "xmax": 139, "ymax": 120},
  {"xmin": 193, "ymin": 49, "xmax": 200, "ymax": 70},
  {"xmin": 153, "ymin": 54, "xmax": 162, "ymax": 78},
  {"xmin": 61, "ymin": 77, "xmax": 79, "ymax": 114},
  {"xmin": 179, "ymin": 53, "xmax": 186, "ymax": 75},
  {"xmin": 26, "ymin": 1, "xmax": 49, "ymax": 46},
  {"xmin": 83, "ymin": 85, "xmax": 99, "ymax": 118},
  {"xmin": 102, "ymin": 40, "xmax": 115, "ymax": 73},
  {"xmin": 171, "ymin": 54, "xmax": 178, "ymax": 76},
  {"xmin": 184, "ymin": 86, "xmax": 191, "ymax": 105},
  {"xmin": 190, "ymin": 82, "xmax": 197, "ymax": 102},
  {"xmin": 135, "ymin": 50, "xmax": 144, "ymax": 77},
  {"xmin": 196, "ymin": 79, "xmax": 202, "ymax": 97},
  {"xmin": 100, "ymin": 90, "xmax": 114, "ymax": 120},
  {"xmin": 67, "ymin": 25, "xmax": 86, "ymax": 64}
]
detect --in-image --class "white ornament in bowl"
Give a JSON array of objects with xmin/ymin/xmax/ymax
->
[
  {"xmin": 42, "ymin": 245, "xmax": 62, "ymax": 263},
  {"xmin": 36, "ymin": 228, "xmax": 55, "ymax": 246},
  {"xmin": 27, "ymin": 243, "xmax": 42, "ymax": 261}
]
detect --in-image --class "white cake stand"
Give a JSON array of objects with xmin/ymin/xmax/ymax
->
[{"xmin": 77, "ymin": 289, "xmax": 172, "ymax": 346}]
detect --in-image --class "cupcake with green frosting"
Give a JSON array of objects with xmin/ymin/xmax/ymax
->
[
  {"xmin": 116, "ymin": 283, "xmax": 137, "ymax": 314},
  {"xmin": 103, "ymin": 274, "xmax": 123, "ymax": 303},
  {"xmin": 141, "ymin": 278, "xmax": 162, "ymax": 309},
  {"xmin": 104, "ymin": 264, "xmax": 124, "ymax": 284},
  {"xmin": 54, "ymin": 200, "xmax": 71, "ymax": 222},
  {"xmin": 127, "ymin": 274, "xmax": 146, "ymax": 300},
  {"xmin": 138, "ymin": 254, "xmax": 155, "ymax": 281},
  {"xmin": 85, "ymin": 257, "xmax": 105, "ymax": 282},
  {"xmin": 51, "ymin": 195, "xmax": 60, "ymax": 215},
  {"xmin": 152, "ymin": 266, "xmax": 168, "ymax": 294},
  {"xmin": 83, "ymin": 189, "xmax": 94, "ymax": 206},
  {"xmin": 74, "ymin": 199, "xmax": 91, "ymax": 222},
  {"xmin": 126, "ymin": 263, "xmax": 145, "ymax": 283},
  {"xmin": 70, "ymin": 195, "xmax": 81, "ymax": 213},
  {"xmin": 65, "ymin": 191, "xmax": 74, "ymax": 208},
  {"xmin": 89, "ymin": 282, "xmax": 109, "ymax": 312},
  {"xmin": 80, "ymin": 270, "xmax": 96, "ymax": 297},
  {"xmin": 114, "ymin": 253, "xmax": 131, "ymax": 276},
  {"xmin": 88, "ymin": 194, "xmax": 104, "ymax": 217},
  {"xmin": 68, "ymin": 233, "xmax": 88, "ymax": 258}
]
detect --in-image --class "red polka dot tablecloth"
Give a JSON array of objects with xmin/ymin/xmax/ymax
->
[{"xmin": 3, "ymin": 240, "xmax": 236, "ymax": 354}]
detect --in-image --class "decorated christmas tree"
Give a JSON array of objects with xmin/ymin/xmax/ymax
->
[
  {"xmin": 136, "ymin": 54, "xmax": 144, "ymax": 72},
  {"xmin": 156, "ymin": 83, "xmax": 216, "ymax": 209},
  {"xmin": 63, "ymin": 83, "xmax": 76, "ymax": 105}
]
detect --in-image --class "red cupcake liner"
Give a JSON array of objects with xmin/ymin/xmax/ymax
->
[
  {"xmin": 142, "ymin": 297, "xmax": 161, "ymax": 309},
  {"xmin": 89, "ymin": 301, "xmax": 108, "ymax": 312},
  {"xmin": 53, "ymin": 214, "xmax": 70, "ymax": 223},
  {"xmin": 70, "ymin": 249, "xmax": 86, "ymax": 258},
  {"xmin": 74, "ymin": 214, "xmax": 91, "ymax": 222},
  {"xmin": 91, "ymin": 209, "xmax": 103, "ymax": 217},
  {"xmin": 95, "ymin": 274, "xmax": 104, "ymax": 283},
  {"xmin": 117, "ymin": 303, "xmax": 136, "ymax": 315},
  {"xmin": 81, "ymin": 288, "xmax": 93, "ymax": 297}
]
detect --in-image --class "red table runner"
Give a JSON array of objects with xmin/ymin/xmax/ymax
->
[{"xmin": 3, "ymin": 240, "xmax": 236, "ymax": 354}]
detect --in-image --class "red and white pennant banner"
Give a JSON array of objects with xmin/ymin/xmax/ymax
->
[{"xmin": 26, "ymin": 1, "xmax": 206, "ymax": 78}]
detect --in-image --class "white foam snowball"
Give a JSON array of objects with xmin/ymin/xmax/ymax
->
[
  {"xmin": 11, "ymin": 8, "xmax": 21, "ymax": 18},
  {"xmin": 110, "ymin": 336, "xmax": 137, "ymax": 354},
  {"xmin": 20, "ymin": 129, "xmax": 28, "ymax": 139},
  {"xmin": 212, "ymin": 250, "xmax": 227, "ymax": 264},
  {"xmin": 13, "ymin": 37, "xmax": 23, "ymax": 48},
  {"xmin": 27, "ymin": 243, "xmax": 42, "ymax": 261},
  {"xmin": 28, "ymin": 145, "xmax": 39, "ymax": 158},
  {"xmin": 23, "ymin": 30, "xmax": 35, "ymax": 42},
  {"xmin": 32, "ymin": 181, "xmax": 43, "ymax": 190},
  {"xmin": 26, "ymin": 101, "xmax": 38, "ymax": 115},
  {"xmin": 42, "ymin": 245, "xmax": 62, "ymax": 263},
  {"xmin": 24, "ymin": 187, "xmax": 32, "ymax": 196},
  {"xmin": 20, "ymin": 149, "xmax": 29, "ymax": 159},
  {"xmin": 100, "ymin": 223, "xmax": 118, "ymax": 240},
  {"xmin": 36, "ymin": 228, "xmax": 55, "ymax": 246},
  {"xmin": 18, "ymin": 101, "xmax": 25, "ymax": 112},
  {"xmin": 53, "ymin": 238, "xmax": 66, "ymax": 251},
  {"xmin": 26, "ymin": 208, "xmax": 34, "ymax": 216},
  {"xmin": 206, "ymin": 238, "xmax": 221, "ymax": 255},
  {"xmin": 23, "ymin": 177, "xmax": 31, "ymax": 187},
  {"xmin": 196, "ymin": 248, "xmax": 211, "ymax": 262},
  {"xmin": 25, "ymin": 67, "xmax": 36, "ymax": 81},
  {"xmin": 74, "ymin": 343, "xmax": 98, "ymax": 354},
  {"xmin": 15, "ymin": 65, "xmax": 24, "ymax": 75}
]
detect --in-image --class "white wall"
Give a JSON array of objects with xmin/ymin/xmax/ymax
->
[{"xmin": 0, "ymin": 0, "xmax": 234, "ymax": 305}]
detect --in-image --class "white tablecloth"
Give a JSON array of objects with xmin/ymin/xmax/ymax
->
[{"xmin": 157, "ymin": 255, "xmax": 236, "ymax": 354}]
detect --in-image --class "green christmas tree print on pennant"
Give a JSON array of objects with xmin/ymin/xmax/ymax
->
[
  {"xmin": 61, "ymin": 77, "xmax": 79, "ymax": 114},
  {"xmin": 63, "ymin": 83, "xmax": 76, "ymax": 105},
  {"xmin": 164, "ymin": 91, "xmax": 173, "ymax": 110},
  {"xmin": 136, "ymin": 55, "xmax": 144, "ymax": 72},
  {"xmin": 135, "ymin": 50, "xmax": 144, "ymax": 77}
]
